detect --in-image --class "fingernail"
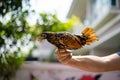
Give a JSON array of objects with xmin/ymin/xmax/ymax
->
[{"xmin": 60, "ymin": 49, "xmax": 66, "ymax": 52}]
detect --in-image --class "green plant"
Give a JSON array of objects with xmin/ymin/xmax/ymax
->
[
  {"xmin": 0, "ymin": 0, "xmax": 31, "ymax": 80},
  {"xmin": 0, "ymin": 10, "xmax": 30, "ymax": 79},
  {"xmin": 28, "ymin": 13, "xmax": 76, "ymax": 38},
  {"xmin": 0, "ymin": 0, "xmax": 30, "ymax": 16},
  {"xmin": 0, "ymin": 52, "xmax": 25, "ymax": 80}
]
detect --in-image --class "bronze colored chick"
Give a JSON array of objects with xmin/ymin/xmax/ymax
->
[{"xmin": 38, "ymin": 27, "xmax": 98, "ymax": 50}]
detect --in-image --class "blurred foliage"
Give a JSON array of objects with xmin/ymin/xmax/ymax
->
[
  {"xmin": 0, "ymin": 0, "xmax": 30, "ymax": 80},
  {"xmin": 0, "ymin": 0, "xmax": 30, "ymax": 16},
  {"xmin": 0, "ymin": 52, "xmax": 24, "ymax": 80},
  {"xmin": 0, "ymin": 9, "xmax": 33, "ymax": 80},
  {"xmin": 0, "ymin": 10, "xmax": 30, "ymax": 55},
  {"xmin": 29, "ymin": 13, "xmax": 77, "ymax": 38}
]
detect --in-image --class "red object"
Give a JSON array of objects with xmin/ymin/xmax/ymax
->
[
  {"xmin": 30, "ymin": 73, "xmax": 36, "ymax": 80},
  {"xmin": 80, "ymin": 75, "xmax": 95, "ymax": 80}
]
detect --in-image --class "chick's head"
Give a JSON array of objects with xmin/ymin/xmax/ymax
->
[{"xmin": 37, "ymin": 33, "xmax": 47, "ymax": 41}]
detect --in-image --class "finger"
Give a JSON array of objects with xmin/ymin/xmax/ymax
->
[
  {"xmin": 59, "ymin": 49, "xmax": 66, "ymax": 52},
  {"xmin": 56, "ymin": 52, "xmax": 72, "ymax": 62},
  {"xmin": 58, "ymin": 54, "xmax": 72, "ymax": 64},
  {"xmin": 56, "ymin": 53, "xmax": 70, "ymax": 59},
  {"xmin": 55, "ymin": 49, "xmax": 66, "ymax": 55},
  {"xmin": 56, "ymin": 50, "xmax": 71, "ymax": 57},
  {"xmin": 55, "ymin": 49, "xmax": 71, "ymax": 53}
]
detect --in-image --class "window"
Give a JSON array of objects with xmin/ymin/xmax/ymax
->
[
  {"xmin": 111, "ymin": 0, "xmax": 117, "ymax": 6},
  {"xmin": 86, "ymin": 0, "xmax": 111, "ymax": 25}
]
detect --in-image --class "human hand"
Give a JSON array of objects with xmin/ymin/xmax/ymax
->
[{"xmin": 55, "ymin": 49, "xmax": 72, "ymax": 64}]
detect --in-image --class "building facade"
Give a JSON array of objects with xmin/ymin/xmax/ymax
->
[{"xmin": 67, "ymin": 0, "xmax": 120, "ymax": 56}]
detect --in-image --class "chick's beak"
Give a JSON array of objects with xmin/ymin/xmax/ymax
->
[{"xmin": 37, "ymin": 35, "xmax": 44, "ymax": 41}]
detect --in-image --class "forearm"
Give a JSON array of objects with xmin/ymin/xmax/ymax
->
[
  {"xmin": 56, "ymin": 50, "xmax": 120, "ymax": 72},
  {"xmin": 66, "ymin": 55, "xmax": 107, "ymax": 72}
]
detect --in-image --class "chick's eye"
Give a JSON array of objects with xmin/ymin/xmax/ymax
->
[{"xmin": 42, "ymin": 34, "xmax": 46, "ymax": 37}]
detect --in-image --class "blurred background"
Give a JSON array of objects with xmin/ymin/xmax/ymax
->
[{"xmin": 0, "ymin": 0, "xmax": 120, "ymax": 80}]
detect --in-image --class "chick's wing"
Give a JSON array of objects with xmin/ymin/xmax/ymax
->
[{"xmin": 58, "ymin": 33, "xmax": 82, "ymax": 49}]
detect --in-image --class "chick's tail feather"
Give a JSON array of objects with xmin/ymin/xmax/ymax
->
[{"xmin": 82, "ymin": 27, "xmax": 98, "ymax": 45}]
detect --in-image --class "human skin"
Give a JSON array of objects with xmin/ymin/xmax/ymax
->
[{"xmin": 55, "ymin": 49, "xmax": 120, "ymax": 72}]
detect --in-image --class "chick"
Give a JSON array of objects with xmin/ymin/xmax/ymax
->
[{"xmin": 38, "ymin": 27, "xmax": 98, "ymax": 50}]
